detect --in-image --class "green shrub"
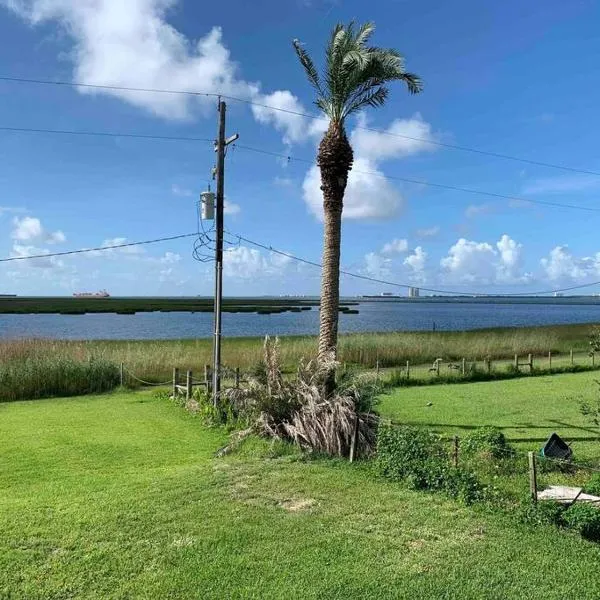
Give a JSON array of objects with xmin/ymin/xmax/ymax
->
[
  {"xmin": 563, "ymin": 503, "xmax": 600, "ymax": 541},
  {"xmin": 376, "ymin": 425, "xmax": 485, "ymax": 504},
  {"xmin": 518, "ymin": 500, "xmax": 566, "ymax": 528},
  {"xmin": 584, "ymin": 474, "xmax": 600, "ymax": 496},
  {"xmin": 0, "ymin": 356, "xmax": 119, "ymax": 402},
  {"xmin": 462, "ymin": 426, "xmax": 515, "ymax": 460}
]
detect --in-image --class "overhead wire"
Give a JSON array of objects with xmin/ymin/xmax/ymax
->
[
  {"xmin": 1, "ymin": 226, "xmax": 599, "ymax": 297},
  {"xmin": 0, "ymin": 124, "xmax": 597, "ymax": 214},
  {"xmin": 2, "ymin": 74, "xmax": 600, "ymax": 178},
  {"xmin": 233, "ymin": 144, "xmax": 600, "ymax": 214},
  {"xmin": 0, "ymin": 233, "xmax": 198, "ymax": 263},
  {"xmin": 225, "ymin": 230, "xmax": 600, "ymax": 297}
]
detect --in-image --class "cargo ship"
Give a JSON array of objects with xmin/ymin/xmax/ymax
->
[{"xmin": 73, "ymin": 290, "xmax": 110, "ymax": 298}]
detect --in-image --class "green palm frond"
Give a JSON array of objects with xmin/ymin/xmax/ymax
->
[
  {"xmin": 293, "ymin": 21, "xmax": 422, "ymax": 126},
  {"xmin": 292, "ymin": 39, "xmax": 323, "ymax": 96}
]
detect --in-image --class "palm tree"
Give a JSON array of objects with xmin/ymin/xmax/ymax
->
[{"xmin": 293, "ymin": 22, "xmax": 422, "ymax": 389}]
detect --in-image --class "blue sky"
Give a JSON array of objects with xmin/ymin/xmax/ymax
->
[{"xmin": 0, "ymin": 0, "xmax": 599, "ymax": 296}]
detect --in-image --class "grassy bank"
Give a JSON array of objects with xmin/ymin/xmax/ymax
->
[
  {"xmin": 3, "ymin": 389, "xmax": 600, "ymax": 598},
  {"xmin": 1, "ymin": 322, "xmax": 597, "ymax": 389}
]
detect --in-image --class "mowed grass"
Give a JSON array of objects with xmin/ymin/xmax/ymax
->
[
  {"xmin": 379, "ymin": 370, "xmax": 600, "ymax": 454},
  {"xmin": 3, "ymin": 389, "xmax": 600, "ymax": 598}
]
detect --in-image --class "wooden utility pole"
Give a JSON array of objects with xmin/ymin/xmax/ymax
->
[{"xmin": 212, "ymin": 99, "xmax": 238, "ymax": 407}]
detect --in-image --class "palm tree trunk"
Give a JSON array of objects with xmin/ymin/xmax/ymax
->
[{"xmin": 317, "ymin": 123, "xmax": 353, "ymax": 393}]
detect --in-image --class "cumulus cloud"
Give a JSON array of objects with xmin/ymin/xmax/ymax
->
[
  {"xmin": 11, "ymin": 216, "xmax": 65, "ymax": 244},
  {"xmin": 9, "ymin": 243, "xmax": 64, "ymax": 269},
  {"xmin": 540, "ymin": 246, "xmax": 599, "ymax": 281},
  {"xmin": 302, "ymin": 158, "xmax": 405, "ymax": 220},
  {"xmin": 440, "ymin": 235, "xmax": 530, "ymax": 284},
  {"xmin": 302, "ymin": 113, "xmax": 437, "ymax": 221},
  {"xmin": 223, "ymin": 245, "xmax": 293, "ymax": 279},
  {"xmin": 350, "ymin": 113, "xmax": 436, "ymax": 162},
  {"xmin": 404, "ymin": 246, "xmax": 428, "ymax": 282},
  {"xmin": 251, "ymin": 90, "xmax": 327, "ymax": 144},
  {"xmin": 2, "ymin": 0, "xmax": 261, "ymax": 120},
  {"xmin": 381, "ymin": 238, "xmax": 409, "ymax": 255},
  {"xmin": 362, "ymin": 251, "xmax": 392, "ymax": 279}
]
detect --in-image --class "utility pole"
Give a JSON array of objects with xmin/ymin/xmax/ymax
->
[{"xmin": 212, "ymin": 99, "xmax": 238, "ymax": 407}]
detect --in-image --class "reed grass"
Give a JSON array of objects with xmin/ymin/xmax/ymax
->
[{"xmin": 0, "ymin": 323, "xmax": 595, "ymax": 401}]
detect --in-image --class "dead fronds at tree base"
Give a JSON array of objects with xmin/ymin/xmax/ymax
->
[{"xmin": 221, "ymin": 337, "xmax": 379, "ymax": 458}]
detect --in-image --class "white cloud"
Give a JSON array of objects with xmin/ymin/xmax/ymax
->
[
  {"xmin": 415, "ymin": 226, "xmax": 440, "ymax": 239},
  {"xmin": 540, "ymin": 246, "xmax": 599, "ymax": 281},
  {"xmin": 159, "ymin": 251, "xmax": 181, "ymax": 264},
  {"xmin": 2, "ymin": 1, "xmax": 262, "ymax": 120},
  {"xmin": 9, "ymin": 243, "xmax": 64, "ymax": 270},
  {"xmin": 496, "ymin": 234, "xmax": 525, "ymax": 282},
  {"xmin": 87, "ymin": 237, "xmax": 145, "ymax": 257},
  {"xmin": 362, "ymin": 252, "xmax": 392, "ymax": 279},
  {"xmin": 224, "ymin": 200, "xmax": 241, "ymax": 215},
  {"xmin": 441, "ymin": 235, "xmax": 529, "ymax": 284},
  {"xmin": 302, "ymin": 158, "xmax": 404, "ymax": 221},
  {"xmin": 302, "ymin": 114, "xmax": 437, "ymax": 221},
  {"xmin": 441, "ymin": 239, "xmax": 497, "ymax": 283},
  {"xmin": 251, "ymin": 90, "xmax": 326, "ymax": 144},
  {"xmin": 404, "ymin": 246, "xmax": 428, "ymax": 282},
  {"xmin": 223, "ymin": 245, "xmax": 293, "ymax": 279},
  {"xmin": 381, "ymin": 238, "xmax": 409, "ymax": 255},
  {"xmin": 11, "ymin": 216, "xmax": 66, "ymax": 244},
  {"xmin": 350, "ymin": 113, "xmax": 437, "ymax": 162}
]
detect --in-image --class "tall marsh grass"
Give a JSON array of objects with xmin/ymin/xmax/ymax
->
[
  {"xmin": 0, "ymin": 324, "xmax": 593, "ymax": 400},
  {"xmin": 0, "ymin": 354, "xmax": 119, "ymax": 402}
]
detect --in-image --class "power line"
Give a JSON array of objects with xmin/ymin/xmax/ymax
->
[
  {"xmin": 226, "ymin": 230, "xmax": 600, "ymax": 297},
  {"xmin": 0, "ymin": 124, "xmax": 597, "ymax": 214},
  {"xmin": 2, "ymin": 226, "xmax": 599, "ymax": 297},
  {"xmin": 234, "ymin": 145, "xmax": 600, "ymax": 214},
  {"xmin": 2, "ymin": 75, "xmax": 600, "ymax": 178},
  {"xmin": 0, "ymin": 233, "xmax": 197, "ymax": 263},
  {"xmin": 0, "ymin": 125, "xmax": 213, "ymax": 144}
]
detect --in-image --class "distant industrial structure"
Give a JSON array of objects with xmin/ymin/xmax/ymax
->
[{"xmin": 409, "ymin": 287, "xmax": 420, "ymax": 298}]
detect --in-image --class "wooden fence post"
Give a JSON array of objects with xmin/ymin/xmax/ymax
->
[
  {"xmin": 436, "ymin": 359, "xmax": 441, "ymax": 377},
  {"xmin": 235, "ymin": 367, "xmax": 240, "ymax": 389},
  {"xmin": 453, "ymin": 436, "xmax": 459, "ymax": 468},
  {"xmin": 349, "ymin": 413, "xmax": 360, "ymax": 463},
  {"xmin": 485, "ymin": 358, "xmax": 491, "ymax": 373},
  {"xmin": 514, "ymin": 354, "xmax": 519, "ymax": 370},
  {"xmin": 120, "ymin": 362, "xmax": 124, "ymax": 387},
  {"xmin": 172, "ymin": 367, "xmax": 179, "ymax": 398},
  {"xmin": 205, "ymin": 365, "xmax": 212, "ymax": 395},
  {"xmin": 376, "ymin": 359, "xmax": 380, "ymax": 381},
  {"xmin": 528, "ymin": 451, "xmax": 538, "ymax": 504},
  {"xmin": 528, "ymin": 354, "xmax": 533, "ymax": 372},
  {"xmin": 406, "ymin": 360, "xmax": 410, "ymax": 380},
  {"xmin": 186, "ymin": 370, "xmax": 192, "ymax": 402},
  {"xmin": 570, "ymin": 349, "xmax": 574, "ymax": 366},
  {"xmin": 548, "ymin": 351, "xmax": 552, "ymax": 369},
  {"xmin": 462, "ymin": 358, "xmax": 466, "ymax": 376}
]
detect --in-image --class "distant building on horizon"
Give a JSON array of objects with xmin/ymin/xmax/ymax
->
[{"xmin": 409, "ymin": 287, "xmax": 420, "ymax": 298}]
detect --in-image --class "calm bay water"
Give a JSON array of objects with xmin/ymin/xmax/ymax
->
[{"xmin": 2, "ymin": 300, "xmax": 600, "ymax": 340}]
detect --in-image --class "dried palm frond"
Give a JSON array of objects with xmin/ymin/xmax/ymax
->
[{"xmin": 221, "ymin": 337, "xmax": 379, "ymax": 458}]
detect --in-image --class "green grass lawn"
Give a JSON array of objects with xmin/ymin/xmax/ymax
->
[
  {"xmin": 2, "ymin": 387, "xmax": 600, "ymax": 599},
  {"xmin": 379, "ymin": 370, "xmax": 600, "ymax": 454}
]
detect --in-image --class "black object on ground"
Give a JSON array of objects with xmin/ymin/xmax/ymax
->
[{"xmin": 540, "ymin": 432, "xmax": 572, "ymax": 460}]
